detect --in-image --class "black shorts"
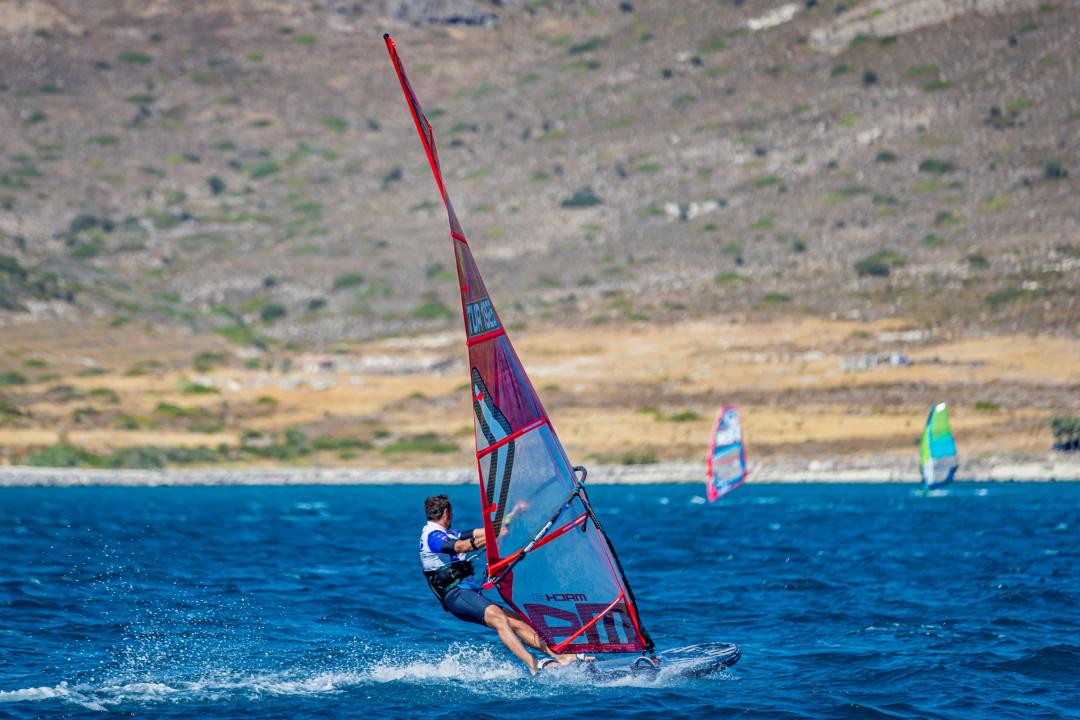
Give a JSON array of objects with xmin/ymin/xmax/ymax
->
[{"xmin": 444, "ymin": 586, "xmax": 495, "ymax": 626}]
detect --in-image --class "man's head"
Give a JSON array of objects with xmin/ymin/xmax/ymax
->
[{"xmin": 425, "ymin": 494, "xmax": 452, "ymax": 524}]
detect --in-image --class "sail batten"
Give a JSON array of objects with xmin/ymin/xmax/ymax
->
[{"xmin": 386, "ymin": 35, "xmax": 652, "ymax": 655}]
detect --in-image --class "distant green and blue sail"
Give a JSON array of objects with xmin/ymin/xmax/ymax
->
[{"xmin": 920, "ymin": 402, "xmax": 958, "ymax": 489}]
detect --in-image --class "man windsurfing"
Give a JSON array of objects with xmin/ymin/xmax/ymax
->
[{"xmin": 419, "ymin": 494, "xmax": 580, "ymax": 675}]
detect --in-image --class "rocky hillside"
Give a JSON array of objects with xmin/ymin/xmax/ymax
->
[{"xmin": 1, "ymin": 0, "xmax": 1077, "ymax": 347}]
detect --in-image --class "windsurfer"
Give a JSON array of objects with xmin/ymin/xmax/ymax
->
[{"xmin": 419, "ymin": 494, "xmax": 580, "ymax": 676}]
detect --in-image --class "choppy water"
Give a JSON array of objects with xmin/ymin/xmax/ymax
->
[{"xmin": 1, "ymin": 482, "xmax": 1078, "ymax": 719}]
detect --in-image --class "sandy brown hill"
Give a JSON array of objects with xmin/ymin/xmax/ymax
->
[{"xmin": 0, "ymin": 0, "xmax": 1077, "ymax": 345}]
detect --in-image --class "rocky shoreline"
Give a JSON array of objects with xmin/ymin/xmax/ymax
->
[{"xmin": 1, "ymin": 456, "xmax": 1077, "ymax": 487}]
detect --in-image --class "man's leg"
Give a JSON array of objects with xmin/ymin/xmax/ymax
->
[
  {"xmin": 504, "ymin": 611, "xmax": 584, "ymax": 665},
  {"xmin": 483, "ymin": 605, "xmax": 539, "ymax": 675}
]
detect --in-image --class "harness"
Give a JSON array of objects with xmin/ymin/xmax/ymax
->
[{"xmin": 424, "ymin": 559, "xmax": 475, "ymax": 610}]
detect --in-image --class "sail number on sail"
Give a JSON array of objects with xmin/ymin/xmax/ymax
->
[{"xmin": 466, "ymin": 298, "xmax": 501, "ymax": 338}]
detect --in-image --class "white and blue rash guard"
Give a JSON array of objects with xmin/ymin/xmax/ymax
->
[{"xmin": 419, "ymin": 521, "xmax": 481, "ymax": 591}]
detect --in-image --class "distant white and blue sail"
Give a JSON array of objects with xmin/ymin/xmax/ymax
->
[
  {"xmin": 707, "ymin": 406, "xmax": 748, "ymax": 502},
  {"xmin": 920, "ymin": 402, "xmax": 958, "ymax": 489}
]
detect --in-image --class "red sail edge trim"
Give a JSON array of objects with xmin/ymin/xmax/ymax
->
[
  {"xmin": 550, "ymin": 592, "xmax": 626, "ymax": 654},
  {"xmin": 383, "ymin": 35, "xmax": 450, "ymax": 212}
]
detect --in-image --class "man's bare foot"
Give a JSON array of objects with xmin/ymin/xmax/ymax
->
[
  {"xmin": 554, "ymin": 652, "xmax": 594, "ymax": 665},
  {"xmin": 535, "ymin": 658, "xmax": 558, "ymax": 674}
]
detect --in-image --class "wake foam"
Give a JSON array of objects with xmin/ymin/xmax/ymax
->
[
  {"xmin": 368, "ymin": 644, "xmax": 523, "ymax": 683},
  {"xmin": 0, "ymin": 672, "xmax": 367, "ymax": 711},
  {"xmin": 0, "ymin": 644, "xmax": 725, "ymax": 710},
  {"xmin": 0, "ymin": 645, "xmax": 520, "ymax": 711}
]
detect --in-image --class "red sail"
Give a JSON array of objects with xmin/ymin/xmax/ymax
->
[{"xmin": 385, "ymin": 35, "xmax": 651, "ymax": 654}]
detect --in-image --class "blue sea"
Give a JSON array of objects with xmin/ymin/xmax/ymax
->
[{"xmin": 1, "ymin": 482, "xmax": 1077, "ymax": 719}]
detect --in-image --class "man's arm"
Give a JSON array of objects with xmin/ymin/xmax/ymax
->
[{"xmin": 430, "ymin": 528, "xmax": 486, "ymax": 554}]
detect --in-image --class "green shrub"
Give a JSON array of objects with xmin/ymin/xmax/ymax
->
[
  {"xmin": 155, "ymin": 402, "xmax": 192, "ymax": 418},
  {"xmin": 751, "ymin": 174, "xmax": 782, "ymax": 187},
  {"xmin": 0, "ymin": 372, "xmax": 28, "ymax": 386},
  {"xmin": 568, "ymin": 36, "xmax": 606, "ymax": 54},
  {"xmin": 919, "ymin": 158, "xmax": 955, "ymax": 174},
  {"xmin": 563, "ymin": 59, "xmax": 602, "ymax": 71},
  {"xmin": 26, "ymin": 443, "xmax": 98, "ymax": 467},
  {"xmin": 668, "ymin": 411, "xmax": 703, "ymax": 422},
  {"xmin": 823, "ymin": 186, "xmax": 867, "ymax": 204},
  {"xmin": 249, "ymin": 159, "xmax": 281, "ymax": 179},
  {"xmin": 321, "ymin": 116, "xmax": 348, "ymax": 134},
  {"xmin": 69, "ymin": 239, "xmax": 105, "ymax": 260},
  {"xmin": 426, "ymin": 263, "xmax": 455, "ymax": 282},
  {"xmin": 921, "ymin": 80, "xmax": 952, "ymax": 92},
  {"xmin": 333, "ymin": 272, "xmax": 364, "ymax": 290},
  {"xmin": 979, "ymin": 195, "xmax": 1009, "ymax": 212},
  {"xmin": 71, "ymin": 406, "xmax": 100, "ymax": 423},
  {"xmin": 111, "ymin": 414, "xmax": 143, "ymax": 430},
  {"xmin": 1043, "ymin": 158, "xmax": 1068, "ymax": 181},
  {"xmin": 382, "ymin": 166, "xmax": 403, "ymax": 188},
  {"xmin": 698, "ymin": 39, "xmax": 726, "ymax": 54},
  {"xmin": 1051, "ymin": 416, "xmax": 1080, "ymax": 451},
  {"xmin": 762, "ymin": 293, "xmax": 791, "ymax": 303},
  {"xmin": 193, "ymin": 351, "xmax": 228, "ymax": 372},
  {"xmin": 117, "ymin": 51, "xmax": 153, "ymax": 65},
  {"xmin": 311, "ymin": 436, "xmax": 372, "ymax": 451},
  {"xmin": 618, "ymin": 448, "xmax": 658, "ymax": 465},
  {"xmin": 182, "ymin": 381, "xmax": 220, "ymax": 395},
  {"xmin": 974, "ymin": 401, "xmax": 999, "ymax": 412},
  {"xmin": 125, "ymin": 360, "xmax": 163, "ymax": 376},
  {"xmin": 0, "ymin": 395, "xmax": 21, "ymax": 418},
  {"xmin": 260, "ymin": 304, "xmax": 287, "ymax": 323},
  {"xmin": 904, "ymin": 63, "xmax": 938, "ymax": 78},
  {"xmin": 381, "ymin": 432, "xmax": 458, "ymax": 454},
  {"xmin": 410, "ymin": 297, "xmax": 454, "ymax": 319},
  {"xmin": 187, "ymin": 420, "xmax": 224, "ymax": 434},
  {"xmin": 292, "ymin": 201, "xmax": 322, "ymax": 215},
  {"xmin": 855, "ymin": 250, "xmax": 907, "ymax": 277},
  {"xmin": 984, "ymin": 287, "xmax": 1026, "ymax": 308},
  {"xmin": 0, "ymin": 255, "xmax": 25, "ymax": 277},
  {"xmin": 561, "ymin": 188, "xmax": 602, "ymax": 208}
]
